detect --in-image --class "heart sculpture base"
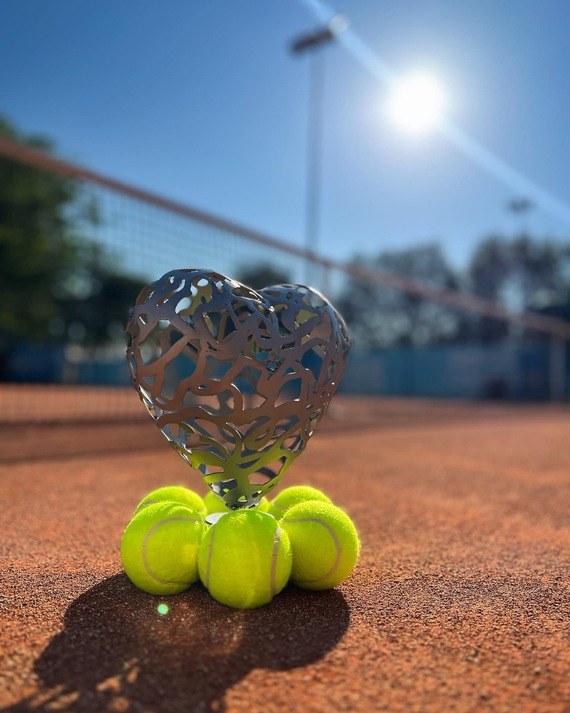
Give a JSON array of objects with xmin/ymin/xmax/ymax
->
[{"xmin": 126, "ymin": 269, "xmax": 350, "ymax": 509}]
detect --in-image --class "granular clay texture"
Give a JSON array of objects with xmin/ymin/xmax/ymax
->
[{"xmin": 0, "ymin": 395, "xmax": 569, "ymax": 712}]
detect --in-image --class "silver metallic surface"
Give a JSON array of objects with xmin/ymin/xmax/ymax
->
[
  {"xmin": 205, "ymin": 512, "xmax": 228, "ymax": 526},
  {"xmin": 126, "ymin": 269, "xmax": 350, "ymax": 509}
]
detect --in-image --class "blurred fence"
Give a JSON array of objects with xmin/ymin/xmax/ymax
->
[
  {"xmin": 343, "ymin": 342, "xmax": 569, "ymax": 401},
  {"xmin": 0, "ymin": 137, "xmax": 569, "ymax": 423}
]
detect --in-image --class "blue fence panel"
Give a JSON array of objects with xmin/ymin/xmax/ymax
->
[
  {"xmin": 5, "ymin": 344, "xmax": 66, "ymax": 383},
  {"xmin": 5, "ymin": 340, "xmax": 566, "ymax": 401},
  {"xmin": 341, "ymin": 342, "xmax": 561, "ymax": 401}
]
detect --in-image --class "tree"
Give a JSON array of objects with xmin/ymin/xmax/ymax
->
[
  {"xmin": 467, "ymin": 234, "xmax": 570, "ymax": 341},
  {"xmin": 465, "ymin": 235, "xmax": 511, "ymax": 342},
  {"xmin": 237, "ymin": 263, "xmax": 291, "ymax": 291},
  {"xmin": 338, "ymin": 236, "xmax": 570, "ymax": 350},
  {"xmin": 338, "ymin": 244, "xmax": 461, "ymax": 349},
  {"xmin": 0, "ymin": 117, "xmax": 145, "ymax": 379},
  {"xmin": 55, "ymin": 245, "xmax": 144, "ymax": 347},
  {"xmin": 0, "ymin": 117, "xmax": 84, "ymax": 354}
]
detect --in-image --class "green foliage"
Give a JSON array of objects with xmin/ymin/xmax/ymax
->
[
  {"xmin": 338, "ymin": 244, "xmax": 461, "ymax": 348},
  {"xmin": 55, "ymin": 247, "xmax": 144, "ymax": 347},
  {"xmin": 469, "ymin": 234, "xmax": 568, "ymax": 308},
  {"xmin": 467, "ymin": 234, "xmax": 570, "ymax": 342},
  {"xmin": 0, "ymin": 117, "xmax": 145, "ymax": 365},
  {"xmin": 0, "ymin": 118, "xmax": 81, "ymax": 346},
  {"xmin": 340, "ymin": 237, "xmax": 570, "ymax": 348}
]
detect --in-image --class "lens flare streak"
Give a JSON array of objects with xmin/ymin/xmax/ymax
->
[{"xmin": 297, "ymin": 0, "xmax": 570, "ymax": 227}]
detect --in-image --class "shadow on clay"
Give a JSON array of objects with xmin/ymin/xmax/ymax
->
[{"xmin": 6, "ymin": 573, "xmax": 350, "ymax": 713}]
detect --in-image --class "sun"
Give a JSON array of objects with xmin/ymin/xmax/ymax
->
[{"xmin": 385, "ymin": 70, "xmax": 447, "ymax": 135}]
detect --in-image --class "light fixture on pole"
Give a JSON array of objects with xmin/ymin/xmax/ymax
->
[{"xmin": 289, "ymin": 15, "xmax": 348, "ymax": 284}]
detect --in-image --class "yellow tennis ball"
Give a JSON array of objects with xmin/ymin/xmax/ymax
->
[
  {"xmin": 256, "ymin": 497, "xmax": 271, "ymax": 513},
  {"xmin": 281, "ymin": 501, "xmax": 360, "ymax": 590},
  {"xmin": 198, "ymin": 510, "xmax": 292, "ymax": 608},
  {"xmin": 134, "ymin": 485, "xmax": 206, "ymax": 516},
  {"xmin": 203, "ymin": 490, "xmax": 270, "ymax": 515},
  {"xmin": 121, "ymin": 502, "xmax": 207, "ymax": 595},
  {"xmin": 267, "ymin": 485, "xmax": 332, "ymax": 520}
]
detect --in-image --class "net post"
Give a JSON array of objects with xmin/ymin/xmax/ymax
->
[{"xmin": 549, "ymin": 335, "xmax": 567, "ymax": 402}]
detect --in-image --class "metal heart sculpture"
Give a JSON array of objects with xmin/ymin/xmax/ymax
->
[{"xmin": 125, "ymin": 268, "xmax": 350, "ymax": 509}]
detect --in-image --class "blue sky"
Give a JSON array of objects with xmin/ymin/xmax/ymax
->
[{"xmin": 2, "ymin": 0, "xmax": 570, "ymax": 268}]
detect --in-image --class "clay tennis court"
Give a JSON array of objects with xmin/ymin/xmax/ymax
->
[{"xmin": 0, "ymin": 391, "xmax": 568, "ymax": 712}]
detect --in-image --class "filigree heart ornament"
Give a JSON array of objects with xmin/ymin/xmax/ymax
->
[{"xmin": 125, "ymin": 268, "xmax": 350, "ymax": 509}]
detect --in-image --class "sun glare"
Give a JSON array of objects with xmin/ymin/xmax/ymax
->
[{"xmin": 385, "ymin": 71, "xmax": 447, "ymax": 135}]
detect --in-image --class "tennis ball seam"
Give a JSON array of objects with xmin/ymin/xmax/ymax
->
[
  {"xmin": 201, "ymin": 518, "xmax": 288, "ymax": 604},
  {"xmin": 270, "ymin": 526, "xmax": 284, "ymax": 597},
  {"xmin": 282, "ymin": 516, "xmax": 342, "ymax": 585},
  {"xmin": 142, "ymin": 516, "xmax": 203, "ymax": 585}
]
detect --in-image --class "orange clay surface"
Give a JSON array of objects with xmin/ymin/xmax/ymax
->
[{"xmin": 0, "ymin": 393, "xmax": 569, "ymax": 712}]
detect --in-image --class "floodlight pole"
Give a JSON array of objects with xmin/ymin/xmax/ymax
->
[
  {"xmin": 506, "ymin": 198, "xmax": 567, "ymax": 401},
  {"xmin": 305, "ymin": 50, "xmax": 325, "ymax": 285},
  {"xmin": 290, "ymin": 18, "xmax": 346, "ymax": 286},
  {"xmin": 507, "ymin": 196, "xmax": 534, "ymax": 236}
]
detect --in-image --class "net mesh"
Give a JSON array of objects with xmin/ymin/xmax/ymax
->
[
  {"xmin": 0, "ymin": 139, "xmax": 568, "ymax": 425},
  {"xmin": 0, "ymin": 145, "xmax": 343, "ymax": 423}
]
